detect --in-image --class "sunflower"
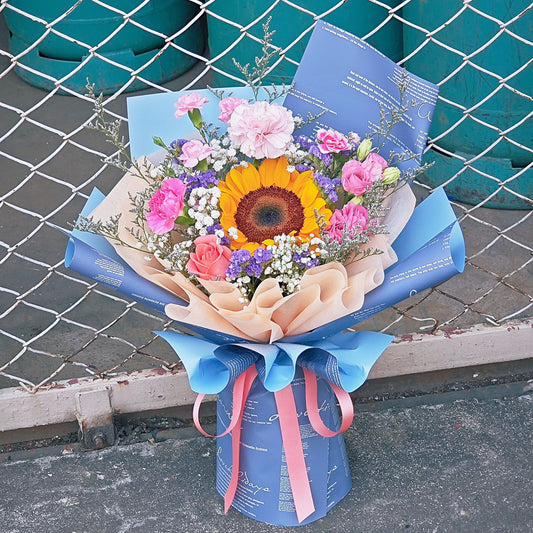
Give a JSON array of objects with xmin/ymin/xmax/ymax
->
[{"xmin": 219, "ymin": 156, "xmax": 332, "ymax": 251}]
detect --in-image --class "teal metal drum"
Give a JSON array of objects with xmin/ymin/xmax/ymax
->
[
  {"xmin": 403, "ymin": 0, "xmax": 532, "ymax": 209},
  {"xmin": 207, "ymin": 0, "xmax": 403, "ymax": 87},
  {"xmin": 4, "ymin": 0, "xmax": 205, "ymax": 94}
]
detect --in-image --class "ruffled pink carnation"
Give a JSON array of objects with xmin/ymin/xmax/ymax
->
[
  {"xmin": 316, "ymin": 129, "xmax": 351, "ymax": 154},
  {"xmin": 326, "ymin": 203, "xmax": 369, "ymax": 243},
  {"xmin": 341, "ymin": 152, "xmax": 388, "ymax": 195},
  {"xmin": 228, "ymin": 101, "xmax": 294, "ymax": 159},
  {"xmin": 218, "ymin": 97, "xmax": 247, "ymax": 123},
  {"xmin": 174, "ymin": 92, "xmax": 208, "ymax": 119},
  {"xmin": 179, "ymin": 139, "xmax": 212, "ymax": 168},
  {"xmin": 146, "ymin": 178, "xmax": 186, "ymax": 235},
  {"xmin": 187, "ymin": 235, "xmax": 232, "ymax": 281}
]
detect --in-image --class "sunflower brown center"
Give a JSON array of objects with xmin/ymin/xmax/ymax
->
[{"xmin": 234, "ymin": 186, "xmax": 305, "ymax": 243}]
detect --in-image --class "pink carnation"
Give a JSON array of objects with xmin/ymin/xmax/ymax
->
[
  {"xmin": 228, "ymin": 101, "xmax": 294, "ymax": 159},
  {"xmin": 326, "ymin": 203, "xmax": 369, "ymax": 243},
  {"xmin": 174, "ymin": 92, "xmax": 208, "ymax": 119},
  {"xmin": 218, "ymin": 97, "xmax": 247, "ymax": 123},
  {"xmin": 146, "ymin": 178, "xmax": 186, "ymax": 235},
  {"xmin": 179, "ymin": 139, "xmax": 212, "ymax": 168},
  {"xmin": 341, "ymin": 152, "xmax": 388, "ymax": 195},
  {"xmin": 316, "ymin": 129, "xmax": 351, "ymax": 154},
  {"xmin": 187, "ymin": 235, "xmax": 232, "ymax": 281},
  {"xmin": 363, "ymin": 152, "xmax": 388, "ymax": 179}
]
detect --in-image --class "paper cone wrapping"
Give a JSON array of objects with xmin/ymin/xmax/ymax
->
[{"xmin": 216, "ymin": 368, "xmax": 351, "ymax": 526}]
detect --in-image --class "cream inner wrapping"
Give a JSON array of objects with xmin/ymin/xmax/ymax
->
[{"xmin": 90, "ymin": 157, "xmax": 416, "ymax": 343}]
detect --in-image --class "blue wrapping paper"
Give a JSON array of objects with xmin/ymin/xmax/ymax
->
[{"xmin": 216, "ymin": 367, "xmax": 351, "ymax": 526}]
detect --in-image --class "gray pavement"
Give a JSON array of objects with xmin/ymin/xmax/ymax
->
[{"xmin": 1, "ymin": 382, "xmax": 532, "ymax": 533}]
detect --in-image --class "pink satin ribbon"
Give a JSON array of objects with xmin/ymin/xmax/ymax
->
[
  {"xmin": 303, "ymin": 367, "xmax": 354, "ymax": 437},
  {"xmin": 193, "ymin": 365, "xmax": 354, "ymax": 523}
]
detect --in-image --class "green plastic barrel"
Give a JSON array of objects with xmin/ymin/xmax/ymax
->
[
  {"xmin": 207, "ymin": 0, "xmax": 403, "ymax": 87},
  {"xmin": 403, "ymin": 0, "xmax": 532, "ymax": 209},
  {"xmin": 4, "ymin": 0, "xmax": 205, "ymax": 94}
]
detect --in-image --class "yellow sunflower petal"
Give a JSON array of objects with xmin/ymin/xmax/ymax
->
[
  {"xmin": 234, "ymin": 228, "xmax": 248, "ymax": 242},
  {"xmin": 258, "ymin": 158, "xmax": 277, "ymax": 187},
  {"xmin": 218, "ymin": 179, "xmax": 242, "ymax": 203},
  {"xmin": 219, "ymin": 193, "xmax": 237, "ymax": 215},
  {"xmin": 298, "ymin": 181, "xmax": 321, "ymax": 208},
  {"xmin": 304, "ymin": 198, "xmax": 326, "ymax": 218},
  {"xmin": 288, "ymin": 170, "xmax": 314, "ymax": 196},
  {"xmin": 273, "ymin": 157, "xmax": 291, "ymax": 188},
  {"xmin": 220, "ymin": 214, "xmax": 236, "ymax": 229},
  {"xmin": 301, "ymin": 217, "xmax": 320, "ymax": 234},
  {"xmin": 241, "ymin": 242, "xmax": 261, "ymax": 253},
  {"xmin": 225, "ymin": 167, "xmax": 249, "ymax": 197},
  {"xmin": 241, "ymin": 164, "xmax": 261, "ymax": 192}
]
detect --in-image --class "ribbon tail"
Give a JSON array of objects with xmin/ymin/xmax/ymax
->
[
  {"xmin": 224, "ymin": 365, "xmax": 258, "ymax": 514},
  {"xmin": 303, "ymin": 368, "xmax": 354, "ymax": 437},
  {"xmin": 274, "ymin": 384, "xmax": 315, "ymax": 523}
]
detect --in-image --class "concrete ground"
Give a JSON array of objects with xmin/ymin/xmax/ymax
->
[{"xmin": 1, "ymin": 378, "xmax": 532, "ymax": 533}]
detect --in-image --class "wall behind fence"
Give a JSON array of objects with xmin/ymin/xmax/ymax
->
[{"xmin": 0, "ymin": 0, "xmax": 531, "ymax": 393}]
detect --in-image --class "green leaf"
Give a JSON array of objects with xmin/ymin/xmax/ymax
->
[{"xmin": 175, "ymin": 215, "xmax": 195, "ymax": 226}]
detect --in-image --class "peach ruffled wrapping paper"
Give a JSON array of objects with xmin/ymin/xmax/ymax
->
[{"xmin": 89, "ymin": 156, "xmax": 416, "ymax": 343}]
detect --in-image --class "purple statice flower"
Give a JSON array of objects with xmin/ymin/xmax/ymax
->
[
  {"xmin": 245, "ymin": 257, "xmax": 263, "ymax": 278},
  {"xmin": 295, "ymin": 164, "xmax": 312, "ymax": 172},
  {"xmin": 206, "ymin": 223, "xmax": 227, "ymax": 244},
  {"xmin": 253, "ymin": 247, "xmax": 273, "ymax": 263},
  {"xmin": 315, "ymin": 172, "xmax": 340, "ymax": 203},
  {"xmin": 170, "ymin": 139, "xmax": 188, "ymax": 148},
  {"xmin": 293, "ymin": 250, "xmax": 319, "ymax": 269},
  {"xmin": 308, "ymin": 143, "xmax": 333, "ymax": 166},
  {"xmin": 184, "ymin": 169, "xmax": 219, "ymax": 194},
  {"xmin": 170, "ymin": 139, "xmax": 188, "ymax": 165},
  {"xmin": 243, "ymin": 247, "xmax": 273, "ymax": 277},
  {"xmin": 226, "ymin": 249, "xmax": 252, "ymax": 278},
  {"xmin": 294, "ymin": 135, "xmax": 312, "ymax": 149}
]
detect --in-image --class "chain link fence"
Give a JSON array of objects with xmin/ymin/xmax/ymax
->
[{"xmin": 1, "ymin": 0, "xmax": 531, "ymax": 398}]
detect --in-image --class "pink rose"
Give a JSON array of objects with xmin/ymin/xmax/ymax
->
[
  {"xmin": 341, "ymin": 152, "xmax": 388, "ymax": 195},
  {"xmin": 174, "ymin": 92, "xmax": 209, "ymax": 119},
  {"xmin": 218, "ymin": 97, "xmax": 247, "ymax": 123},
  {"xmin": 316, "ymin": 129, "xmax": 351, "ymax": 154},
  {"xmin": 146, "ymin": 178, "xmax": 186, "ymax": 235},
  {"xmin": 178, "ymin": 139, "xmax": 212, "ymax": 168},
  {"xmin": 228, "ymin": 101, "xmax": 294, "ymax": 159},
  {"xmin": 326, "ymin": 203, "xmax": 369, "ymax": 243},
  {"xmin": 187, "ymin": 235, "xmax": 232, "ymax": 281}
]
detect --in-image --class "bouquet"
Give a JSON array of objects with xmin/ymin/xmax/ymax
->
[
  {"xmin": 80, "ymin": 86, "xmax": 410, "ymax": 344},
  {"xmin": 67, "ymin": 21, "xmax": 464, "ymax": 527}
]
